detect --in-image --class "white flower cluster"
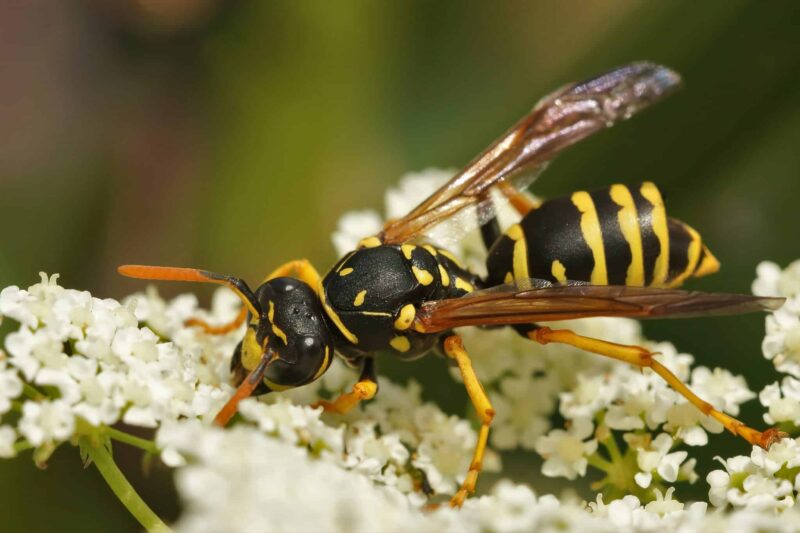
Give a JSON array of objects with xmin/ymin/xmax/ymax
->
[
  {"xmin": 162, "ymin": 419, "xmax": 800, "ymax": 533},
  {"xmin": 754, "ymin": 261, "xmax": 800, "ymax": 429},
  {"xmin": 0, "ymin": 273, "xmax": 238, "ymax": 457}
]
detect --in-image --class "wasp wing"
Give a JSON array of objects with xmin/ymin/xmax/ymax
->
[
  {"xmin": 415, "ymin": 281, "xmax": 784, "ymax": 332},
  {"xmin": 379, "ymin": 62, "xmax": 682, "ymax": 245}
]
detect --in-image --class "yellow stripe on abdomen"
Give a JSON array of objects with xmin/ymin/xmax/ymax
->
[
  {"xmin": 571, "ymin": 191, "xmax": 608, "ymax": 285},
  {"xmin": 609, "ymin": 185, "xmax": 644, "ymax": 286}
]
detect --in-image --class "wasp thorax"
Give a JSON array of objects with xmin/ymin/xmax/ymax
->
[{"xmin": 320, "ymin": 244, "xmax": 446, "ymax": 359}]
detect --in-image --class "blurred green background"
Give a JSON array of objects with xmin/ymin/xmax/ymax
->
[{"xmin": 1, "ymin": 1, "xmax": 798, "ymax": 531}]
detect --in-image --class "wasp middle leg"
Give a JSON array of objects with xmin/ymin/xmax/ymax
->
[
  {"xmin": 519, "ymin": 325, "xmax": 784, "ymax": 448},
  {"xmin": 443, "ymin": 335, "xmax": 495, "ymax": 508}
]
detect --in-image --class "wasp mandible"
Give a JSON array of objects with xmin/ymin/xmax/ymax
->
[{"xmin": 119, "ymin": 62, "xmax": 785, "ymax": 508}]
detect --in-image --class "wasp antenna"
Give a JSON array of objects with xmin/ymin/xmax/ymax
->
[
  {"xmin": 214, "ymin": 349, "xmax": 276, "ymax": 427},
  {"xmin": 118, "ymin": 264, "xmax": 262, "ymax": 317}
]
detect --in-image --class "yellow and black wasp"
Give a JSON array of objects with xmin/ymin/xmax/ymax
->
[{"xmin": 119, "ymin": 62, "xmax": 785, "ymax": 507}]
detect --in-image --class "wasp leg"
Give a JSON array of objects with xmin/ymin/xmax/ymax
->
[
  {"xmin": 214, "ymin": 349, "xmax": 274, "ymax": 427},
  {"xmin": 524, "ymin": 325, "xmax": 785, "ymax": 449},
  {"xmin": 263, "ymin": 259, "xmax": 322, "ymax": 294},
  {"xmin": 185, "ymin": 306, "xmax": 248, "ymax": 335},
  {"xmin": 312, "ymin": 357, "xmax": 378, "ymax": 414},
  {"xmin": 443, "ymin": 335, "xmax": 495, "ymax": 508},
  {"xmin": 496, "ymin": 179, "xmax": 539, "ymax": 216}
]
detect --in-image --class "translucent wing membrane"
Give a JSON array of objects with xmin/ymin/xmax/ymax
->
[
  {"xmin": 416, "ymin": 280, "xmax": 785, "ymax": 332},
  {"xmin": 379, "ymin": 62, "xmax": 682, "ymax": 245}
]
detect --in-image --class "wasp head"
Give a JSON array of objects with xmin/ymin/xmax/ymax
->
[{"xmin": 233, "ymin": 276, "xmax": 334, "ymax": 393}]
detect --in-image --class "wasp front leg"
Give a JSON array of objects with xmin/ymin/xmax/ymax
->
[
  {"xmin": 521, "ymin": 325, "xmax": 784, "ymax": 449},
  {"xmin": 264, "ymin": 259, "xmax": 322, "ymax": 294},
  {"xmin": 313, "ymin": 358, "xmax": 378, "ymax": 415},
  {"xmin": 443, "ymin": 335, "xmax": 495, "ymax": 508},
  {"xmin": 184, "ymin": 259, "xmax": 323, "ymax": 335}
]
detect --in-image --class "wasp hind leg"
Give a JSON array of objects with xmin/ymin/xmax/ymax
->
[
  {"xmin": 313, "ymin": 357, "xmax": 378, "ymax": 415},
  {"xmin": 443, "ymin": 335, "xmax": 495, "ymax": 508},
  {"xmin": 519, "ymin": 325, "xmax": 785, "ymax": 449}
]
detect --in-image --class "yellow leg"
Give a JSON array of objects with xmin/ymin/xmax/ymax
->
[
  {"xmin": 185, "ymin": 305, "xmax": 248, "ymax": 335},
  {"xmin": 264, "ymin": 259, "xmax": 322, "ymax": 294},
  {"xmin": 529, "ymin": 326, "xmax": 785, "ymax": 449},
  {"xmin": 313, "ymin": 358, "xmax": 378, "ymax": 415},
  {"xmin": 497, "ymin": 180, "xmax": 539, "ymax": 216},
  {"xmin": 443, "ymin": 335, "xmax": 495, "ymax": 508}
]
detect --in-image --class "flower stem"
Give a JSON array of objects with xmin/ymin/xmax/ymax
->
[
  {"xmin": 13, "ymin": 439, "xmax": 32, "ymax": 453},
  {"xmin": 602, "ymin": 432, "xmax": 624, "ymax": 463},
  {"xmin": 22, "ymin": 382, "xmax": 46, "ymax": 401},
  {"xmin": 106, "ymin": 427, "xmax": 160, "ymax": 455},
  {"xmin": 80, "ymin": 437, "xmax": 171, "ymax": 533},
  {"xmin": 587, "ymin": 452, "xmax": 614, "ymax": 472}
]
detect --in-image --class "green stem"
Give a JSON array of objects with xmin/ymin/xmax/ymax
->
[
  {"xmin": 22, "ymin": 382, "xmax": 46, "ymax": 401},
  {"xmin": 80, "ymin": 437, "xmax": 171, "ymax": 533},
  {"xmin": 602, "ymin": 432, "xmax": 624, "ymax": 463},
  {"xmin": 13, "ymin": 440, "xmax": 32, "ymax": 453},
  {"xmin": 587, "ymin": 452, "xmax": 614, "ymax": 472},
  {"xmin": 106, "ymin": 427, "xmax": 160, "ymax": 455}
]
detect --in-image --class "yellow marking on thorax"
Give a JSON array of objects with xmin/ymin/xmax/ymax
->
[
  {"xmin": 571, "ymin": 191, "xmax": 608, "ymax": 285},
  {"xmin": 390, "ymin": 335, "xmax": 411, "ymax": 353},
  {"xmin": 609, "ymin": 184, "xmax": 645, "ymax": 286},
  {"xmin": 311, "ymin": 346, "xmax": 331, "ymax": 381},
  {"xmin": 412, "ymin": 266, "xmax": 434, "ymax": 286},
  {"xmin": 339, "ymin": 267, "xmax": 353, "ymax": 277},
  {"xmin": 503, "ymin": 271, "xmax": 514, "ymax": 284},
  {"xmin": 240, "ymin": 328, "xmax": 263, "ymax": 371},
  {"xmin": 455, "ymin": 277, "xmax": 474, "ymax": 293},
  {"xmin": 401, "ymin": 244, "xmax": 416, "ymax": 260},
  {"xmin": 268, "ymin": 301, "xmax": 288, "ymax": 345},
  {"xmin": 394, "ymin": 304, "xmax": 416, "ymax": 330},
  {"xmin": 551, "ymin": 260, "xmax": 567, "ymax": 283},
  {"xmin": 318, "ymin": 280, "xmax": 359, "ymax": 344},
  {"xmin": 506, "ymin": 223, "xmax": 530, "ymax": 281},
  {"xmin": 438, "ymin": 249, "xmax": 465, "ymax": 268},
  {"xmin": 438, "ymin": 264, "xmax": 450, "ymax": 286},
  {"xmin": 640, "ymin": 182, "xmax": 669, "ymax": 286},
  {"xmin": 668, "ymin": 224, "xmax": 703, "ymax": 288},
  {"xmin": 360, "ymin": 311, "xmax": 392, "ymax": 317},
  {"xmin": 353, "ymin": 290, "xmax": 367, "ymax": 307},
  {"xmin": 358, "ymin": 236, "xmax": 382, "ymax": 249}
]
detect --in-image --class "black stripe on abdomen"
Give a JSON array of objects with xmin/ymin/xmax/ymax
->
[
  {"xmin": 629, "ymin": 187, "xmax": 658, "ymax": 286},
  {"xmin": 590, "ymin": 188, "xmax": 631, "ymax": 285}
]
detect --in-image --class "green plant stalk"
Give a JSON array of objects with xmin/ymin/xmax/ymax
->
[
  {"xmin": 106, "ymin": 427, "xmax": 160, "ymax": 455},
  {"xmin": 80, "ymin": 437, "xmax": 171, "ymax": 533}
]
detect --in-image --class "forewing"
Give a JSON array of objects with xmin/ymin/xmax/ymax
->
[
  {"xmin": 379, "ymin": 62, "xmax": 682, "ymax": 245},
  {"xmin": 415, "ymin": 281, "xmax": 784, "ymax": 332}
]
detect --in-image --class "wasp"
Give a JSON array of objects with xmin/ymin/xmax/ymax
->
[{"xmin": 119, "ymin": 62, "xmax": 785, "ymax": 507}]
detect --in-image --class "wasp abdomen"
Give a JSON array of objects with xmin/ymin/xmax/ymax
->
[{"xmin": 485, "ymin": 183, "xmax": 719, "ymax": 288}]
